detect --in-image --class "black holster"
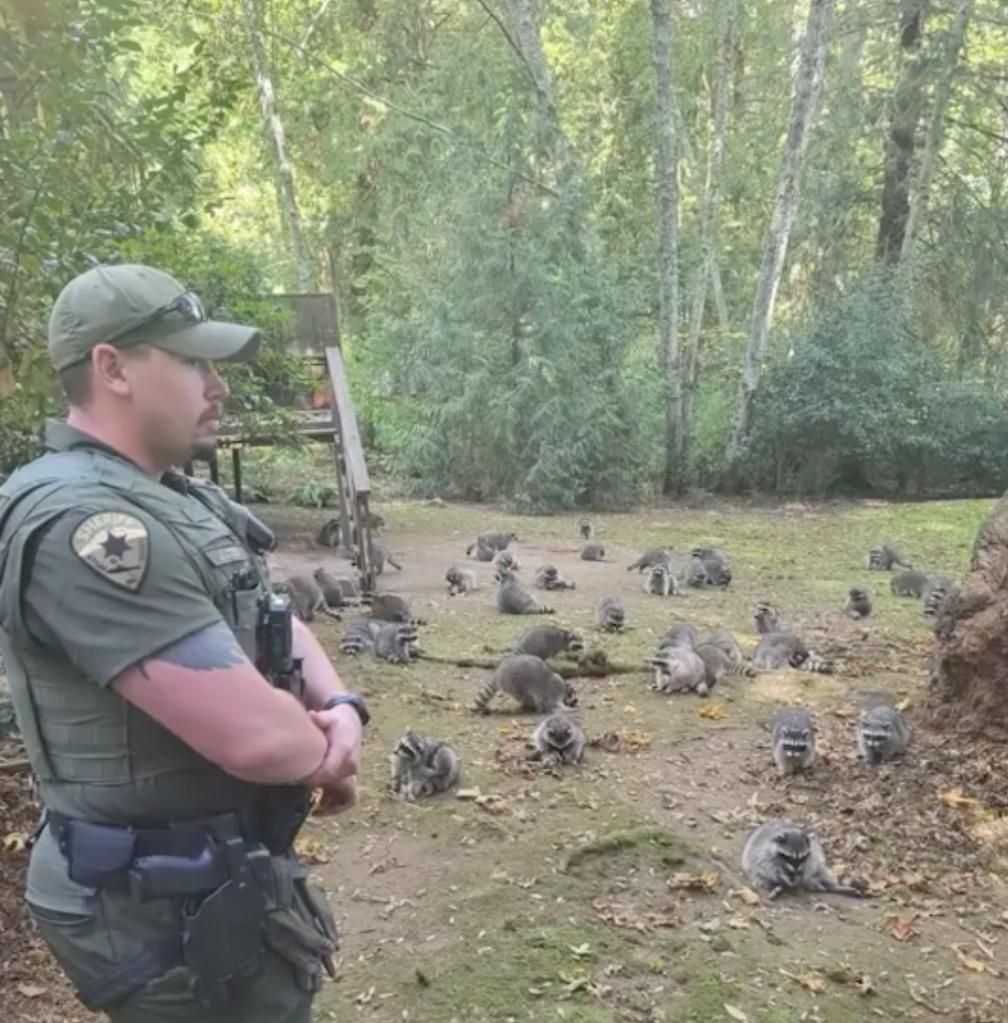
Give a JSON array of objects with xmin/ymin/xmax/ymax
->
[{"xmin": 181, "ymin": 836, "xmax": 270, "ymax": 1010}]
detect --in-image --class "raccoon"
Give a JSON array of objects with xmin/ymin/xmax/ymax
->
[
  {"xmin": 341, "ymin": 618, "xmax": 417, "ymax": 663},
  {"xmin": 921, "ymin": 575, "xmax": 953, "ymax": 618},
  {"xmin": 469, "ymin": 540, "xmax": 496, "ymax": 562},
  {"xmin": 688, "ymin": 555, "xmax": 732, "ymax": 588},
  {"xmin": 657, "ymin": 621, "xmax": 699, "ymax": 651},
  {"xmin": 627, "ymin": 548, "xmax": 672, "ymax": 573},
  {"xmin": 471, "ymin": 655, "xmax": 577, "ymax": 714},
  {"xmin": 353, "ymin": 542, "xmax": 401, "ymax": 574},
  {"xmin": 651, "ymin": 645, "xmax": 708, "ymax": 695},
  {"xmin": 858, "ymin": 705, "xmax": 911, "ymax": 765},
  {"xmin": 340, "ymin": 617, "xmax": 383, "ymax": 656},
  {"xmin": 702, "ymin": 629, "xmax": 743, "ymax": 665},
  {"xmin": 496, "ymin": 567, "xmax": 554, "ymax": 615},
  {"xmin": 754, "ymin": 602, "xmax": 789, "ymax": 635},
  {"xmin": 390, "ymin": 733, "xmax": 460, "ymax": 801},
  {"xmin": 533, "ymin": 564, "xmax": 575, "ymax": 591},
  {"xmin": 372, "ymin": 542, "xmax": 402, "ymax": 574},
  {"xmin": 742, "ymin": 819, "xmax": 863, "ymax": 899},
  {"xmin": 578, "ymin": 518, "xmax": 594, "ymax": 540},
  {"xmin": 367, "ymin": 593, "xmax": 414, "ymax": 623},
  {"xmin": 446, "ymin": 565, "xmax": 478, "ymax": 596},
  {"xmin": 580, "ymin": 542, "xmax": 606, "ymax": 561},
  {"xmin": 493, "ymin": 550, "xmax": 520, "ymax": 573},
  {"xmin": 891, "ymin": 570, "xmax": 929, "ymax": 598},
  {"xmin": 844, "ymin": 586, "xmax": 872, "ymax": 619},
  {"xmin": 770, "ymin": 708, "xmax": 816, "ymax": 776},
  {"xmin": 643, "ymin": 563, "xmax": 679, "ymax": 596},
  {"xmin": 313, "ymin": 567, "xmax": 363, "ymax": 608},
  {"xmin": 315, "ymin": 518, "xmax": 342, "ymax": 548},
  {"xmin": 867, "ymin": 543, "xmax": 912, "ymax": 571},
  {"xmin": 694, "ymin": 642, "xmax": 754, "ymax": 690},
  {"xmin": 753, "ymin": 632, "xmax": 832, "ymax": 674},
  {"xmin": 595, "ymin": 596, "xmax": 625, "ymax": 632},
  {"xmin": 278, "ymin": 575, "xmax": 341, "ymax": 623},
  {"xmin": 467, "ymin": 531, "xmax": 517, "ymax": 557},
  {"xmin": 530, "ymin": 712, "xmax": 586, "ymax": 766},
  {"xmin": 374, "ymin": 622, "xmax": 420, "ymax": 664},
  {"xmin": 512, "ymin": 625, "xmax": 584, "ymax": 660}
]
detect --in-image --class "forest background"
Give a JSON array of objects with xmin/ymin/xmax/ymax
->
[{"xmin": 1, "ymin": 0, "xmax": 1007, "ymax": 513}]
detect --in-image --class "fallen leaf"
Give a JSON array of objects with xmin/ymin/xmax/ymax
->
[
  {"xmin": 559, "ymin": 970, "xmax": 590, "ymax": 994},
  {"xmin": 859, "ymin": 974, "xmax": 876, "ymax": 996},
  {"xmin": 884, "ymin": 913, "xmax": 920, "ymax": 942},
  {"xmin": 780, "ymin": 968, "xmax": 826, "ymax": 992},
  {"xmin": 568, "ymin": 943, "xmax": 592, "ymax": 959},
  {"xmin": 956, "ymin": 948, "xmax": 987, "ymax": 973},
  {"xmin": 3, "ymin": 832, "xmax": 28, "ymax": 853},
  {"xmin": 727, "ymin": 917, "xmax": 751, "ymax": 930},
  {"xmin": 667, "ymin": 871, "xmax": 718, "ymax": 893},
  {"xmin": 293, "ymin": 836, "xmax": 331, "ymax": 865},
  {"xmin": 455, "ymin": 787, "xmax": 482, "ymax": 801},
  {"xmin": 734, "ymin": 887, "xmax": 761, "ymax": 906},
  {"xmin": 355, "ymin": 986, "xmax": 375, "ymax": 1005},
  {"xmin": 593, "ymin": 899, "xmax": 677, "ymax": 933},
  {"xmin": 16, "ymin": 984, "xmax": 46, "ymax": 998},
  {"xmin": 939, "ymin": 788, "xmax": 981, "ymax": 810},
  {"xmin": 723, "ymin": 1004, "xmax": 748, "ymax": 1022},
  {"xmin": 895, "ymin": 697, "xmax": 911, "ymax": 712},
  {"xmin": 698, "ymin": 704, "xmax": 728, "ymax": 720}
]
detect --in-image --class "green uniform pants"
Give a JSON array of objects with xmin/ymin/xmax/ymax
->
[{"xmin": 30, "ymin": 890, "xmax": 315, "ymax": 1022}]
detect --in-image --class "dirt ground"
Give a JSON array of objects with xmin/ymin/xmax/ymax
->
[{"xmin": 2, "ymin": 495, "xmax": 1007, "ymax": 1022}]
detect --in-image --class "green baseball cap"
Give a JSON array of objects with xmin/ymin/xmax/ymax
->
[{"xmin": 48, "ymin": 263, "xmax": 262, "ymax": 371}]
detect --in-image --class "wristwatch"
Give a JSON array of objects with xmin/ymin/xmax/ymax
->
[{"xmin": 321, "ymin": 692, "xmax": 370, "ymax": 727}]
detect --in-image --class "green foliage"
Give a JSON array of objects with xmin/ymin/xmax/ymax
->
[
  {"xmin": 748, "ymin": 279, "xmax": 1007, "ymax": 496},
  {"xmin": 288, "ymin": 480, "xmax": 339, "ymax": 508},
  {"xmin": 116, "ymin": 229, "xmax": 310, "ymax": 438}
]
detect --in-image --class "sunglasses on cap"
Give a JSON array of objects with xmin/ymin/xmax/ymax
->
[{"xmin": 105, "ymin": 290, "xmax": 207, "ymax": 344}]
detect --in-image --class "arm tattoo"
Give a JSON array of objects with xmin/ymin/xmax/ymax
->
[{"xmin": 138, "ymin": 622, "xmax": 246, "ymax": 679}]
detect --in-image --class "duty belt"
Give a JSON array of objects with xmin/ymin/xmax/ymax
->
[{"xmin": 46, "ymin": 808, "xmax": 271, "ymax": 899}]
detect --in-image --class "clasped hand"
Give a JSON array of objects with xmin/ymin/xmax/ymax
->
[{"xmin": 304, "ymin": 704, "xmax": 363, "ymax": 814}]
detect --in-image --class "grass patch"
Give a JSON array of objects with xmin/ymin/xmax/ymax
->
[{"xmin": 563, "ymin": 826, "xmax": 690, "ymax": 874}]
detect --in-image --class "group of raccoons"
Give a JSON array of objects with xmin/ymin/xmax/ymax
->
[{"xmin": 282, "ymin": 516, "xmax": 941, "ymax": 901}]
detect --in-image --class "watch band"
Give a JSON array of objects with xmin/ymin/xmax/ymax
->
[{"xmin": 321, "ymin": 692, "xmax": 370, "ymax": 727}]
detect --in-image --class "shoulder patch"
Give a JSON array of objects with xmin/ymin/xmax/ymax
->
[{"xmin": 71, "ymin": 512, "xmax": 150, "ymax": 592}]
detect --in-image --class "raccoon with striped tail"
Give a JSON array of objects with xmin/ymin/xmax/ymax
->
[
  {"xmin": 341, "ymin": 619, "xmax": 419, "ymax": 664},
  {"xmin": 651, "ymin": 645, "xmax": 708, "ymax": 695},
  {"xmin": 471, "ymin": 654, "xmax": 577, "ymax": 714},
  {"xmin": 753, "ymin": 632, "xmax": 833, "ymax": 674},
  {"xmin": 742, "ymin": 819, "xmax": 864, "ymax": 899}
]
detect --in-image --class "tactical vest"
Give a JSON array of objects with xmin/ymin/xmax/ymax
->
[{"xmin": 0, "ymin": 444, "xmax": 270, "ymax": 825}]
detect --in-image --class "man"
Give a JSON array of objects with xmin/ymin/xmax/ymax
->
[{"xmin": 0, "ymin": 263, "xmax": 368, "ymax": 1022}]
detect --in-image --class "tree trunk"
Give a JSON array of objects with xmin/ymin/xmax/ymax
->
[
  {"xmin": 928, "ymin": 493, "xmax": 1008, "ymax": 736},
  {"xmin": 729, "ymin": 0, "xmax": 835, "ymax": 461},
  {"xmin": 682, "ymin": 0, "xmax": 735, "ymax": 474},
  {"xmin": 875, "ymin": 1, "xmax": 929, "ymax": 264},
  {"xmin": 649, "ymin": 0, "xmax": 683, "ymax": 494},
  {"xmin": 241, "ymin": 0, "xmax": 315, "ymax": 292},
  {"xmin": 510, "ymin": 0, "xmax": 574, "ymax": 183},
  {"xmin": 900, "ymin": 0, "xmax": 971, "ymax": 262}
]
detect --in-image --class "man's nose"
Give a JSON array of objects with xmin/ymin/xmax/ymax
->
[{"xmin": 206, "ymin": 363, "xmax": 230, "ymax": 400}]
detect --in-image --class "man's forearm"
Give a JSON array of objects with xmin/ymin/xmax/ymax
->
[{"xmin": 292, "ymin": 617, "xmax": 348, "ymax": 709}]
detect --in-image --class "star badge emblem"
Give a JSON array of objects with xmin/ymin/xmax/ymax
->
[{"xmin": 71, "ymin": 512, "xmax": 149, "ymax": 591}]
